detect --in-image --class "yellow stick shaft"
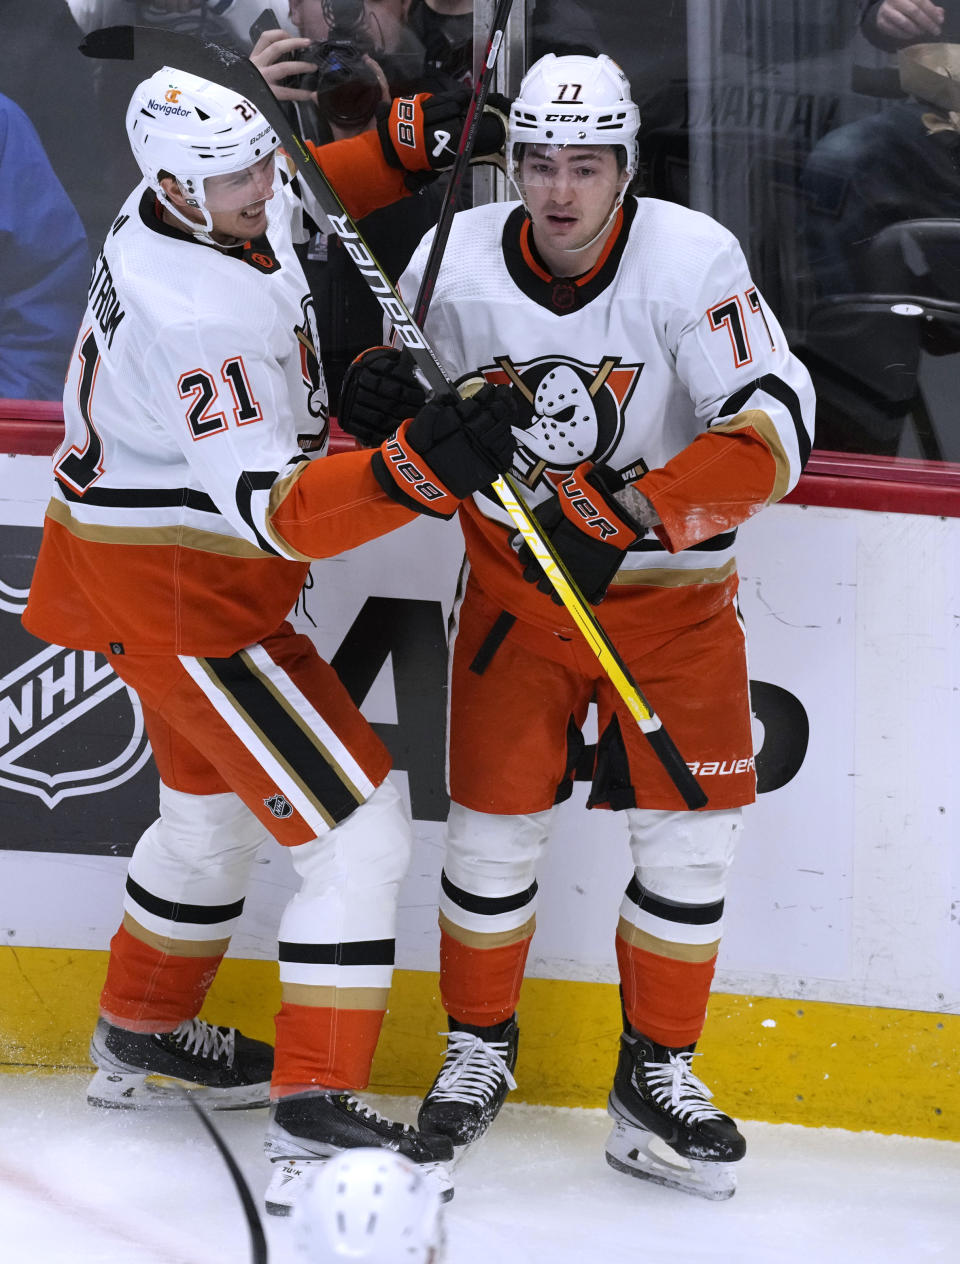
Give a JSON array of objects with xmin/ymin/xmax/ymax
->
[{"xmin": 491, "ymin": 472, "xmax": 659, "ymax": 730}]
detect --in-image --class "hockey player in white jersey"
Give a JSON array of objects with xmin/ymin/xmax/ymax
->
[
  {"xmin": 291, "ymin": 1147, "xmax": 446, "ymax": 1262},
  {"xmin": 23, "ymin": 66, "xmax": 518, "ymax": 1208},
  {"xmin": 338, "ymin": 52, "xmax": 816, "ymax": 1200}
]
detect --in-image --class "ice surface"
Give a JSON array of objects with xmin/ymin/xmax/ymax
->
[{"xmin": 1, "ymin": 1072, "xmax": 956, "ymax": 1263}]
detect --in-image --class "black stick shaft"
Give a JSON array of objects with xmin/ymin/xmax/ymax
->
[
  {"xmin": 412, "ymin": 0, "xmax": 514, "ymax": 326},
  {"xmin": 181, "ymin": 1093, "xmax": 268, "ymax": 1264}
]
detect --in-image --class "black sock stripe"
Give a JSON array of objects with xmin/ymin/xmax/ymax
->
[
  {"xmin": 440, "ymin": 869, "xmax": 538, "ymax": 917},
  {"xmin": 717, "ymin": 372, "xmax": 811, "ymax": 469},
  {"xmin": 278, "ymin": 938, "xmax": 396, "ymax": 966},
  {"xmin": 624, "ymin": 876, "xmax": 724, "ymax": 926},
  {"xmin": 199, "ymin": 652, "xmax": 364, "ymax": 826},
  {"xmin": 126, "ymin": 874, "xmax": 245, "ymax": 925}
]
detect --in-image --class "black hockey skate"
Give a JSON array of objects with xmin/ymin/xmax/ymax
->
[
  {"xmin": 88, "ymin": 1017, "xmax": 273, "ymax": 1110},
  {"xmin": 418, "ymin": 1015, "xmax": 519, "ymax": 1147},
  {"xmin": 264, "ymin": 1090, "xmax": 455, "ymax": 1215},
  {"xmin": 605, "ymin": 1032, "xmax": 746, "ymax": 1201}
]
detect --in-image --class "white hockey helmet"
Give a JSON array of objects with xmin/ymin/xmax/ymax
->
[
  {"xmin": 508, "ymin": 53, "xmax": 640, "ymax": 186},
  {"xmin": 291, "ymin": 1148, "xmax": 446, "ymax": 1264},
  {"xmin": 126, "ymin": 66, "xmax": 280, "ymax": 238}
]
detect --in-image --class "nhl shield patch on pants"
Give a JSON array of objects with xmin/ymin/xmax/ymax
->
[{"xmin": 265, "ymin": 792, "xmax": 294, "ymax": 820}]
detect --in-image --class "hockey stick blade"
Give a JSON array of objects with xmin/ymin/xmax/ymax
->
[
  {"xmin": 79, "ymin": 25, "xmax": 135, "ymax": 60},
  {"xmin": 80, "ymin": 25, "xmax": 706, "ymax": 811},
  {"xmin": 80, "ymin": 24, "xmax": 248, "ymax": 76}
]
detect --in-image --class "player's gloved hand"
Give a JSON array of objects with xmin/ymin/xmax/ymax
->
[
  {"xmin": 339, "ymin": 346, "xmax": 427, "ymax": 448},
  {"xmin": 377, "ymin": 89, "xmax": 509, "ymax": 173},
  {"xmin": 372, "ymin": 384, "xmax": 518, "ymax": 518},
  {"xmin": 515, "ymin": 462, "xmax": 646, "ymax": 604}
]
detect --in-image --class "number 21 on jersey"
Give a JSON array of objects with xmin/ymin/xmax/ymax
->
[{"xmin": 179, "ymin": 357, "xmax": 263, "ymax": 440}]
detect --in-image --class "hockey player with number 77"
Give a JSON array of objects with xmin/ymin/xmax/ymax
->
[
  {"xmin": 22, "ymin": 64, "xmax": 519, "ymax": 1209},
  {"xmin": 338, "ymin": 52, "xmax": 816, "ymax": 1200}
]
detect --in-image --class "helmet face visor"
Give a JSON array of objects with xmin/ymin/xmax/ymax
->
[
  {"xmin": 515, "ymin": 144, "xmax": 623, "ymax": 196},
  {"xmin": 196, "ymin": 150, "xmax": 278, "ymax": 214}
]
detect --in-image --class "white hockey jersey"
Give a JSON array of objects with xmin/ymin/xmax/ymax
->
[
  {"xmin": 397, "ymin": 196, "xmax": 816, "ymax": 640},
  {"xmin": 24, "ymin": 151, "xmax": 420, "ymax": 657}
]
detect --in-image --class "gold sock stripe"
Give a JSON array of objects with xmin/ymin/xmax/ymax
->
[
  {"xmin": 122, "ymin": 913, "xmax": 231, "ymax": 959},
  {"xmin": 616, "ymin": 916, "xmax": 721, "ymax": 963},
  {"xmin": 438, "ymin": 911, "xmax": 536, "ymax": 949},
  {"xmin": 281, "ymin": 983, "xmax": 390, "ymax": 1010}
]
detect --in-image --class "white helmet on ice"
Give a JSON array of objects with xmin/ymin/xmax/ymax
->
[
  {"xmin": 508, "ymin": 52, "xmax": 640, "ymax": 187},
  {"xmin": 291, "ymin": 1148, "xmax": 446, "ymax": 1264},
  {"xmin": 126, "ymin": 66, "xmax": 280, "ymax": 241}
]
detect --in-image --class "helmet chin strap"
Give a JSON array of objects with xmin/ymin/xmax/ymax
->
[
  {"xmin": 157, "ymin": 183, "xmax": 236, "ymax": 251},
  {"xmin": 558, "ymin": 193, "xmax": 623, "ymax": 256}
]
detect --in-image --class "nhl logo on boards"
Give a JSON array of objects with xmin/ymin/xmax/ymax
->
[
  {"xmin": 264, "ymin": 792, "xmax": 294, "ymax": 819},
  {"xmin": 1, "ymin": 533, "xmax": 152, "ymax": 812}
]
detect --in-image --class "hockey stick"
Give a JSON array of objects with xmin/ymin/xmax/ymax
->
[
  {"xmin": 78, "ymin": 26, "xmax": 706, "ymax": 810},
  {"xmin": 179, "ymin": 1092, "xmax": 268, "ymax": 1264},
  {"xmin": 411, "ymin": 0, "xmax": 513, "ymax": 326}
]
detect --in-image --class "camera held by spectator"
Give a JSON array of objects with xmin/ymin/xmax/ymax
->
[{"xmin": 300, "ymin": 0, "xmax": 384, "ymax": 130}]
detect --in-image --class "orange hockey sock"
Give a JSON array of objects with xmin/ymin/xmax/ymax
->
[
  {"xmin": 271, "ymin": 1001, "xmax": 386, "ymax": 1097},
  {"xmin": 99, "ymin": 923, "xmax": 223, "ymax": 1033},
  {"xmin": 616, "ymin": 933, "xmax": 719, "ymax": 1048},
  {"xmin": 439, "ymin": 926, "xmax": 532, "ymax": 1027}
]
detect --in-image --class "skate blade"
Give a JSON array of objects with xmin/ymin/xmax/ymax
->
[
  {"xmin": 87, "ymin": 1068, "xmax": 269, "ymax": 1111},
  {"xmin": 265, "ymin": 1153, "xmax": 454, "ymax": 1217},
  {"xmin": 604, "ymin": 1121, "xmax": 737, "ymax": 1202}
]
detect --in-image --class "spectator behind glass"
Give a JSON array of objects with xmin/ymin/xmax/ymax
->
[
  {"xmin": 407, "ymin": 0, "xmax": 474, "ymax": 87},
  {"xmin": 290, "ymin": 0, "xmax": 426, "ymax": 94},
  {"xmin": 530, "ymin": 0, "xmax": 603, "ymax": 58},
  {"xmin": 66, "ymin": 0, "xmax": 266, "ymax": 47},
  {"xmin": 256, "ymin": 6, "xmax": 457, "ymax": 402},
  {"xmin": 0, "ymin": 94, "xmax": 89, "ymax": 402},
  {"xmin": 798, "ymin": 0, "xmax": 960, "ymax": 456},
  {"xmin": 861, "ymin": 0, "xmax": 960, "ymax": 48}
]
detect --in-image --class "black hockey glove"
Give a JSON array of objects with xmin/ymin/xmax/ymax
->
[
  {"xmin": 339, "ymin": 346, "xmax": 428, "ymax": 448},
  {"xmin": 515, "ymin": 462, "xmax": 646, "ymax": 604},
  {"xmin": 377, "ymin": 89, "xmax": 508, "ymax": 174},
  {"xmin": 372, "ymin": 384, "xmax": 518, "ymax": 518}
]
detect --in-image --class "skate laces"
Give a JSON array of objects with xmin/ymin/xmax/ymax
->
[
  {"xmin": 170, "ymin": 1019, "xmax": 236, "ymax": 1067},
  {"xmin": 430, "ymin": 1031, "xmax": 517, "ymax": 1105},
  {"xmin": 643, "ymin": 1051, "xmax": 724, "ymax": 1124},
  {"xmin": 336, "ymin": 1093, "xmax": 416, "ymax": 1136}
]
